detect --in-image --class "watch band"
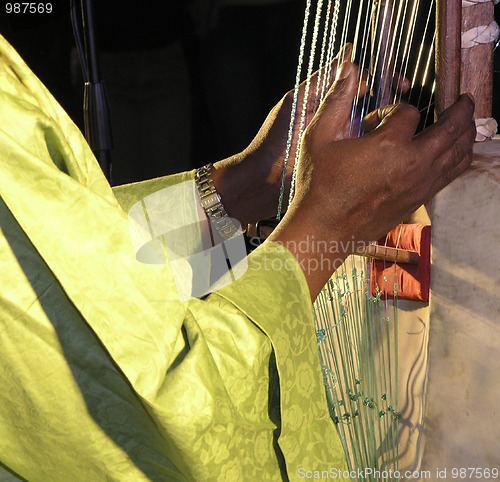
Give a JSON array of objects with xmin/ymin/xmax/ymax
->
[{"xmin": 195, "ymin": 164, "xmax": 239, "ymax": 241}]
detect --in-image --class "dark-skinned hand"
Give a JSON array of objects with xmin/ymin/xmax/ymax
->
[
  {"xmin": 267, "ymin": 61, "xmax": 475, "ymax": 299},
  {"xmin": 212, "ymin": 44, "xmax": 409, "ymax": 227}
]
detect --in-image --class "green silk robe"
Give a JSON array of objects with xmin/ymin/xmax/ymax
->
[{"xmin": 0, "ymin": 35, "xmax": 349, "ymax": 481}]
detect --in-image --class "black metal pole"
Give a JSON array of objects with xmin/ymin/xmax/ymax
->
[{"xmin": 80, "ymin": 0, "xmax": 113, "ymax": 183}]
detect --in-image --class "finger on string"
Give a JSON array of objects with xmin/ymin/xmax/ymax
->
[
  {"xmin": 337, "ymin": 42, "xmax": 353, "ymax": 64},
  {"xmin": 311, "ymin": 61, "xmax": 358, "ymax": 139},
  {"xmin": 392, "ymin": 73, "xmax": 410, "ymax": 95},
  {"xmin": 360, "ymin": 108, "xmax": 384, "ymax": 132},
  {"xmin": 354, "ymin": 68, "xmax": 369, "ymax": 98},
  {"xmin": 302, "ymin": 43, "xmax": 354, "ymax": 96},
  {"xmin": 414, "ymin": 93, "xmax": 475, "ymax": 160},
  {"xmin": 361, "ymin": 103, "xmax": 421, "ymax": 138},
  {"xmin": 325, "ymin": 43, "xmax": 353, "ymax": 83}
]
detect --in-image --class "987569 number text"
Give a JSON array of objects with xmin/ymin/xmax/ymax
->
[{"xmin": 6, "ymin": 3, "xmax": 53, "ymax": 13}]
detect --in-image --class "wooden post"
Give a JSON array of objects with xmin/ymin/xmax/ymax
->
[
  {"xmin": 461, "ymin": 2, "xmax": 495, "ymax": 119},
  {"xmin": 435, "ymin": 0, "xmax": 462, "ymax": 116}
]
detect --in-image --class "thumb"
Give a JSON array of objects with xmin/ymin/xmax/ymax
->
[{"xmin": 311, "ymin": 61, "xmax": 358, "ymax": 140}]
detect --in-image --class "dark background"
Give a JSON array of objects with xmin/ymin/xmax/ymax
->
[{"xmin": 1, "ymin": 0, "xmax": 498, "ymax": 186}]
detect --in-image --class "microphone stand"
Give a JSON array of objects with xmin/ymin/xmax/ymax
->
[{"xmin": 72, "ymin": 0, "xmax": 113, "ymax": 183}]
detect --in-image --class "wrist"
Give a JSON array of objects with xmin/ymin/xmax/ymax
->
[
  {"xmin": 211, "ymin": 150, "xmax": 279, "ymax": 226},
  {"xmin": 266, "ymin": 204, "xmax": 350, "ymax": 300}
]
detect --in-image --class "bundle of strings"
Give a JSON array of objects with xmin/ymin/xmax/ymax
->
[{"xmin": 278, "ymin": 0, "xmax": 437, "ymax": 478}]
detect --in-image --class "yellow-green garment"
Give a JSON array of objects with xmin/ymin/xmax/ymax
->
[{"xmin": 0, "ymin": 35, "xmax": 349, "ymax": 481}]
